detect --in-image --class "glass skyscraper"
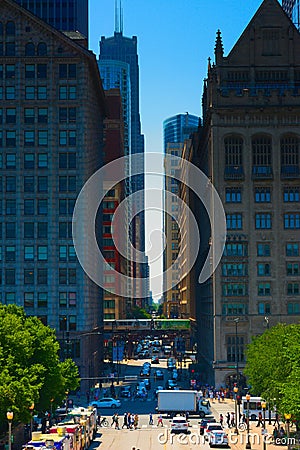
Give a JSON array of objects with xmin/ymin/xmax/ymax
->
[
  {"xmin": 14, "ymin": 0, "xmax": 88, "ymax": 37},
  {"xmin": 163, "ymin": 113, "xmax": 200, "ymax": 152},
  {"xmin": 282, "ymin": 0, "xmax": 300, "ymax": 29}
]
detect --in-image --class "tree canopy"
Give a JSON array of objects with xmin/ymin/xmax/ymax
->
[
  {"xmin": 0, "ymin": 304, "xmax": 79, "ymax": 427},
  {"xmin": 244, "ymin": 322, "xmax": 300, "ymax": 419}
]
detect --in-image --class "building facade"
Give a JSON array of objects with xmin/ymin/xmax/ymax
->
[
  {"xmin": 14, "ymin": 0, "xmax": 88, "ymax": 38},
  {"xmin": 0, "ymin": 0, "xmax": 106, "ymax": 387},
  {"xmin": 163, "ymin": 113, "xmax": 199, "ymax": 153},
  {"xmin": 195, "ymin": 0, "xmax": 300, "ymax": 387}
]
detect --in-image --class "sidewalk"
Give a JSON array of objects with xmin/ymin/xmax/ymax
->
[{"xmin": 210, "ymin": 399, "xmax": 289, "ymax": 450}]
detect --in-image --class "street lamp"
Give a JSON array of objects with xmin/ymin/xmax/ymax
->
[
  {"xmin": 29, "ymin": 403, "xmax": 34, "ymax": 439},
  {"xmin": 234, "ymin": 385, "xmax": 239, "ymax": 434},
  {"xmin": 261, "ymin": 401, "xmax": 267, "ymax": 450},
  {"xmin": 246, "ymin": 394, "xmax": 251, "ymax": 449},
  {"xmin": 7, "ymin": 411, "xmax": 13, "ymax": 450},
  {"xmin": 233, "ymin": 318, "xmax": 240, "ymax": 386},
  {"xmin": 284, "ymin": 413, "xmax": 291, "ymax": 450}
]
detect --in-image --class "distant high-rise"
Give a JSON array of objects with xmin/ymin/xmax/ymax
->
[
  {"xmin": 14, "ymin": 0, "xmax": 88, "ymax": 38},
  {"xmin": 282, "ymin": 0, "xmax": 300, "ymax": 28},
  {"xmin": 163, "ymin": 113, "xmax": 200, "ymax": 153},
  {"xmin": 98, "ymin": 8, "xmax": 147, "ymax": 308}
]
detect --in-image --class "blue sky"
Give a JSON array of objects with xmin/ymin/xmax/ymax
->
[{"xmin": 88, "ymin": 0, "xmax": 266, "ymax": 299}]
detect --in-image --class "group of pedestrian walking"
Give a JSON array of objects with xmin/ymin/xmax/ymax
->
[{"xmin": 119, "ymin": 412, "xmax": 139, "ymax": 430}]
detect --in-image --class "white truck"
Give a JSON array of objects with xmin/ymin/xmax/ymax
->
[{"xmin": 157, "ymin": 390, "xmax": 211, "ymax": 417}]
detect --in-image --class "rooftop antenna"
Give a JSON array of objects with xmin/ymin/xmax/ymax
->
[
  {"xmin": 114, "ymin": 0, "xmax": 119, "ymax": 32},
  {"xmin": 120, "ymin": 0, "xmax": 123, "ymax": 34}
]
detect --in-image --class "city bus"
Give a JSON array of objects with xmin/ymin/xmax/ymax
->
[{"xmin": 242, "ymin": 396, "xmax": 276, "ymax": 421}]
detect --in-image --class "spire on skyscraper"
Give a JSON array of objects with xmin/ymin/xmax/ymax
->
[
  {"xmin": 115, "ymin": 0, "xmax": 123, "ymax": 33},
  {"xmin": 214, "ymin": 29, "xmax": 224, "ymax": 65}
]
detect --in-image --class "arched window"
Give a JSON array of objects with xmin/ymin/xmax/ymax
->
[
  {"xmin": 37, "ymin": 42, "xmax": 47, "ymax": 56},
  {"xmin": 25, "ymin": 42, "xmax": 35, "ymax": 56},
  {"xmin": 6, "ymin": 21, "xmax": 15, "ymax": 36},
  {"xmin": 252, "ymin": 134, "xmax": 272, "ymax": 178},
  {"xmin": 224, "ymin": 135, "xmax": 244, "ymax": 179},
  {"xmin": 281, "ymin": 135, "xmax": 299, "ymax": 178}
]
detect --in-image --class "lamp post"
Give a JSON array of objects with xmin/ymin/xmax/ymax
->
[
  {"xmin": 234, "ymin": 385, "xmax": 239, "ymax": 434},
  {"xmin": 261, "ymin": 401, "xmax": 267, "ymax": 450},
  {"xmin": 7, "ymin": 411, "xmax": 13, "ymax": 450},
  {"xmin": 29, "ymin": 403, "xmax": 34, "ymax": 439},
  {"xmin": 284, "ymin": 413, "xmax": 291, "ymax": 450},
  {"xmin": 246, "ymin": 394, "xmax": 251, "ymax": 449},
  {"xmin": 233, "ymin": 318, "xmax": 240, "ymax": 386}
]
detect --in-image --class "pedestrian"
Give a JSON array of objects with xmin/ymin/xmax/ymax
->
[
  {"xmin": 221, "ymin": 391, "xmax": 225, "ymax": 402},
  {"xmin": 130, "ymin": 413, "xmax": 135, "ymax": 429},
  {"xmin": 111, "ymin": 413, "xmax": 116, "ymax": 427},
  {"xmin": 274, "ymin": 412, "xmax": 280, "ymax": 427},
  {"xmin": 256, "ymin": 411, "xmax": 263, "ymax": 427},
  {"xmin": 115, "ymin": 413, "xmax": 120, "ymax": 430},
  {"xmin": 149, "ymin": 413, "xmax": 153, "ymax": 425},
  {"xmin": 122, "ymin": 412, "xmax": 128, "ymax": 429},
  {"xmin": 127, "ymin": 412, "xmax": 131, "ymax": 429},
  {"xmin": 157, "ymin": 414, "xmax": 163, "ymax": 427},
  {"xmin": 134, "ymin": 414, "xmax": 139, "ymax": 429},
  {"xmin": 185, "ymin": 411, "xmax": 189, "ymax": 422},
  {"xmin": 230, "ymin": 412, "xmax": 235, "ymax": 428},
  {"xmin": 220, "ymin": 414, "xmax": 224, "ymax": 426},
  {"xmin": 226, "ymin": 412, "xmax": 231, "ymax": 427}
]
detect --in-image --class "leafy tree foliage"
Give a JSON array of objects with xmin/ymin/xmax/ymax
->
[
  {"xmin": 245, "ymin": 323, "xmax": 300, "ymax": 419},
  {"xmin": 127, "ymin": 307, "xmax": 151, "ymax": 319},
  {"xmin": 0, "ymin": 305, "xmax": 79, "ymax": 427}
]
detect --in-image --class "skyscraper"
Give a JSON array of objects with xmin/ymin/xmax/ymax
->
[
  {"xmin": 14, "ymin": 0, "xmax": 88, "ymax": 38},
  {"xmin": 282, "ymin": 0, "xmax": 300, "ymax": 28},
  {"xmin": 163, "ymin": 113, "xmax": 200, "ymax": 153},
  {"xmin": 98, "ymin": 11, "xmax": 146, "ymax": 307},
  {"xmin": 0, "ymin": 0, "xmax": 105, "ymax": 389}
]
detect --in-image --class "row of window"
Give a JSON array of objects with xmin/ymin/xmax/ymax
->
[
  {"xmin": 0, "ymin": 107, "xmax": 77, "ymax": 124},
  {"xmin": 0, "ymin": 85, "xmax": 77, "ymax": 101},
  {"xmin": 223, "ymin": 242, "xmax": 300, "ymax": 257},
  {"xmin": 0, "ymin": 268, "xmax": 77, "ymax": 285},
  {"xmin": 222, "ymin": 262, "xmax": 299, "ymax": 277},
  {"xmin": 0, "ymin": 177, "xmax": 77, "ymax": 194},
  {"xmin": 0, "ymin": 243, "xmax": 76, "ymax": 260},
  {"xmin": 222, "ymin": 302, "xmax": 300, "ymax": 319},
  {"xmin": 0, "ymin": 62, "xmax": 76, "ymax": 77},
  {"xmin": 0, "ymin": 153, "xmax": 75, "ymax": 171},
  {"xmin": 222, "ymin": 282, "xmax": 300, "ymax": 296},
  {"xmin": 225, "ymin": 186, "xmax": 299, "ymax": 203},
  {"xmin": 0, "ymin": 130, "xmax": 77, "ymax": 147},
  {"xmin": 226, "ymin": 213, "xmax": 300, "ymax": 229}
]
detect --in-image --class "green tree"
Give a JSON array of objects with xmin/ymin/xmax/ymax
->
[
  {"xmin": 0, "ymin": 304, "xmax": 79, "ymax": 428},
  {"xmin": 245, "ymin": 323, "xmax": 300, "ymax": 419}
]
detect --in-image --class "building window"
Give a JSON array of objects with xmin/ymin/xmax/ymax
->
[
  {"xmin": 6, "ymin": 199, "xmax": 16, "ymax": 215},
  {"xmin": 258, "ymin": 282, "xmax": 271, "ymax": 296},
  {"xmin": 226, "ymin": 214, "xmax": 243, "ymax": 230},
  {"xmin": 59, "ymin": 245, "xmax": 67, "ymax": 261},
  {"xmin": 5, "ymin": 65, "xmax": 15, "ymax": 80},
  {"xmin": 37, "ymin": 222, "xmax": 48, "ymax": 239},
  {"xmin": 6, "ymin": 22, "xmax": 15, "ymax": 36},
  {"xmin": 252, "ymin": 135, "xmax": 272, "ymax": 177},
  {"xmin": 37, "ymin": 42, "xmax": 47, "ymax": 56},
  {"xmin": 286, "ymin": 243, "xmax": 299, "ymax": 256},
  {"xmin": 25, "ymin": 64, "xmax": 35, "ymax": 79},
  {"xmin": 222, "ymin": 303, "xmax": 248, "ymax": 316},
  {"xmin": 38, "ymin": 176, "xmax": 48, "ymax": 192},
  {"xmin": 287, "ymin": 302, "xmax": 300, "ymax": 314},
  {"xmin": 225, "ymin": 187, "xmax": 242, "ymax": 203},
  {"xmin": 5, "ymin": 268, "xmax": 15, "ymax": 285},
  {"xmin": 59, "ymin": 293, "xmax": 67, "ymax": 308},
  {"xmin": 25, "ymin": 86, "xmax": 35, "ymax": 100},
  {"xmin": 24, "ymin": 199, "xmax": 34, "ymax": 215},
  {"xmin": 255, "ymin": 187, "xmax": 271, "ymax": 202},
  {"xmin": 6, "ymin": 131, "xmax": 16, "ymax": 147},
  {"xmin": 257, "ymin": 243, "xmax": 271, "ymax": 256},
  {"xmin": 284, "ymin": 214, "xmax": 300, "ymax": 229},
  {"xmin": 258, "ymin": 302, "xmax": 271, "ymax": 315},
  {"xmin": 257, "ymin": 263, "xmax": 271, "ymax": 276},
  {"xmin": 287, "ymin": 263, "xmax": 299, "ymax": 276},
  {"xmin": 281, "ymin": 135, "xmax": 299, "ymax": 177},
  {"xmin": 222, "ymin": 263, "xmax": 247, "ymax": 276},
  {"xmin": 5, "ymin": 42, "xmax": 15, "ymax": 57},
  {"xmin": 37, "ymin": 86, "xmax": 47, "ymax": 99},
  {"xmin": 24, "ymin": 176, "xmax": 34, "ymax": 192},
  {"xmin": 38, "ymin": 292, "xmax": 48, "ymax": 308},
  {"xmin": 5, "ymin": 292, "xmax": 15, "ymax": 304},
  {"xmin": 38, "ymin": 199, "xmax": 48, "ymax": 215},
  {"xmin": 38, "ymin": 245, "xmax": 47, "ymax": 260},
  {"xmin": 38, "ymin": 153, "xmax": 48, "ymax": 168},
  {"xmin": 24, "ymin": 292, "xmax": 34, "ymax": 308},
  {"xmin": 38, "ymin": 108, "xmax": 48, "ymax": 124},
  {"xmin": 24, "ymin": 130, "xmax": 35, "ymax": 146},
  {"xmin": 38, "ymin": 130, "xmax": 48, "ymax": 146},
  {"xmin": 5, "ymin": 245, "xmax": 15, "ymax": 262},
  {"xmin": 69, "ymin": 315, "xmax": 77, "ymax": 331},
  {"xmin": 37, "ymin": 268, "xmax": 47, "ymax": 285},
  {"xmin": 226, "ymin": 335, "xmax": 244, "ymax": 362},
  {"xmin": 223, "ymin": 243, "xmax": 248, "ymax": 256},
  {"xmin": 24, "ymin": 108, "xmax": 34, "ymax": 124},
  {"xmin": 24, "ymin": 222, "xmax": 34, "ymax": 239},
  {"xmin": 6, "ymin": 222, "xmax": 16, "ymax": 239},
  {"xmin": 224, "ymin": 135, "xmax": 243, "ymax": 174},
  {"xmin": 222, "ymin": 283, "xmax": 248, "ymax": 296},
  {"xmin": 59, "ymin": 268, "xmax": 67, "ymax": 285},
  {"xmin": 24, "ymin": 245, "xmax": 34, "ymax": 261},
  {"xmin": 283, "ymin": 187, "xmax": 299, "ymax": 202},
  {"xmin": 6, "ymin": 176, "xmax": 16, "ymax": 192},
  {"xmin": 5, "ymin": 86, "xmax": 15, "ymax": 100},
  {"xmin": 25, "ymin": 42, "xmax": 35, "ymax": 56},
  {"xmin": 24, "ymin": 269, "xmax": 34, "ymax": 285},
  {"xmin": 255, "ymin": 213, "xmax": 272, "ymax": 229},
  {"xmin": 37, "ymin": 64, "xmax": 47, "ymax": 78},
  {"xmin": 287, "ymin": 283, "xmax": 299, "ymax": 295}
]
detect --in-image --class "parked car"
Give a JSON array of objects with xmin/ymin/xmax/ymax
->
[
  {"xmin": 140, "ymin": 368, "xmax": 150, "ymax": 377},
  {"xmin": 204, "ymin": 423, "xmax": 224, "ymax": 440},
  {"xmin": 170, "ymin": 416, "xmax": 189, "ymax": 433},
  {"xmin": 89, "ymin": 398, "xmax": 121, "ymax": 408},
  {"xmin": 151, "ymin": 356, "xmax": 159, "ymax": 364},
  {"xmin": 143, "ymin": 378, "xmax": 151, "ymax": 390},
  {"xmin": 199, "ymin": 418, "xmax": 216, "ymax": 435},
  {"xmin": 209, "ymin": 430, "xmax": 229, "ymax": 447},
  {"xmin": 155, "ymin": 385, "xmax": 164, "ymax": 398},
  {"xmin": 152, "ymin": 347, "xmax": 160, "ymax": 353},
  {"xmin": 120, "ymin": 386, "xmax": 131, "ymax": 398},
  {"xmin": 155, "ymin": 369, "xmax": 164, "ymax": 380},
  {"xmin": 172, "ymin": 369, "xmax": 178, "ymax": 380}
]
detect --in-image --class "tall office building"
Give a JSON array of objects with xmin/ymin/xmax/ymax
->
[
  {"xmin": 14, "ymin": 0, "xmax": 88, "ymax": 38},
  {"xmin": 0, "ymin": 0, "xmax": 105, "ymax": 389},
  {"xmin": 193, "ymin": 0, "xmax": 300, "ymax": 387},
  {"xmin": 163, "ymin": 113, "xmax": 199, "ymax": 318},
  {"xmin": 98, "ymin": 13, "xmax": 147, "ymax": 307},
  {"xmin": 282, "ymin": 0, "xmax": 300, "ymax": 29}
]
